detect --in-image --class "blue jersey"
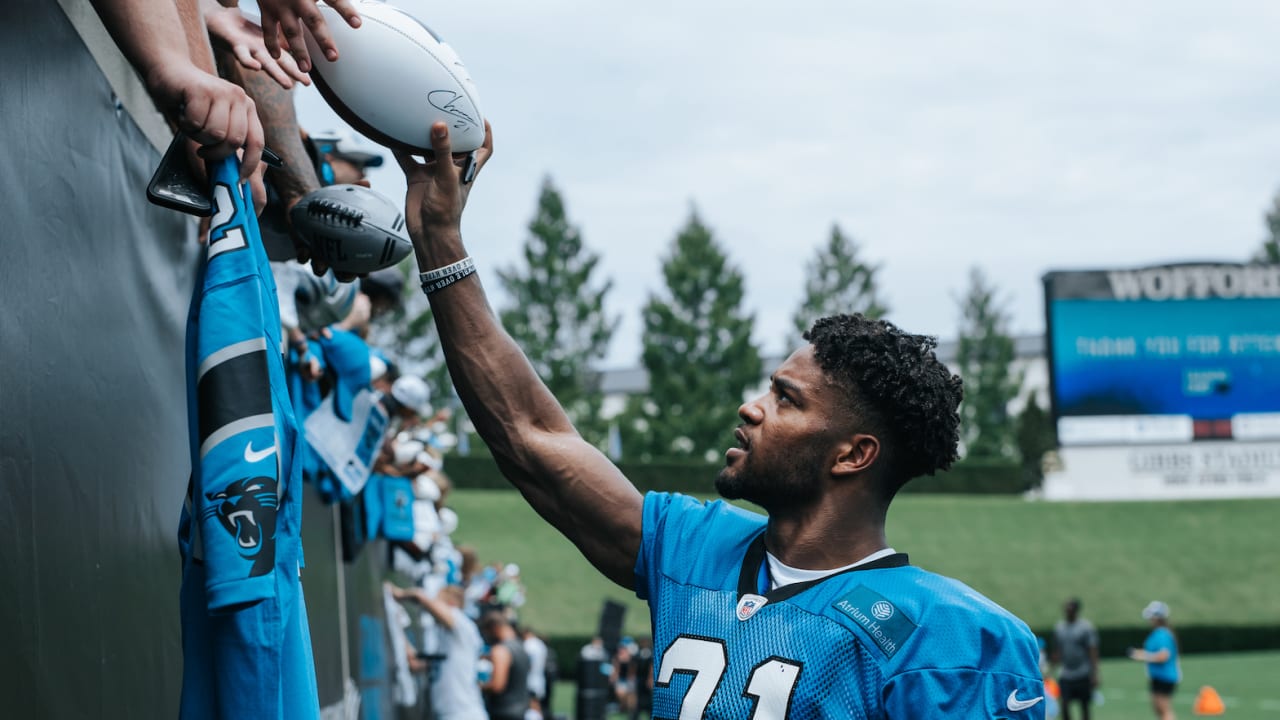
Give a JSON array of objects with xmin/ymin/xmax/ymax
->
[
  {"xmin": 178, "ymin": 157, "xmax": 319, "ymax": 720},
  {"xmin": 1143, "ymin": 627, "xmax": 1180, "ymax": 683},
  {"xmin": 635, "ymin": 493, "xmax": 1046, "ymax": 719}
]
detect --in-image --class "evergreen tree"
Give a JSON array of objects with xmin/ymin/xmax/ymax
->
[
  {"xmin": 1257, "ymin": 193, "xmax": 1280, "ymax": 263},
  {"xmin": 623, "ymin": 210, "xmax": 762, "ymax": 461},
  {"xmin": 954, "ymin": 267, "xmax": 1023, "ymax": 461},
  {"xmin": 789, "ymin": 224, "xmax": 888, "ymax": 348},
  {"xmin": 1014, "ymin": 393, "xmax": 1057, "ymax": 490},
  {"xmin": 497, "ymin": 177, "xmax": 617, "ymax": 445}
]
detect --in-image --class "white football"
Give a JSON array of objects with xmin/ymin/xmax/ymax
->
[
  {"xmin": 289, "ymin": 184, "xmax": 411, "ymax": 274},
  {"xmin": 304, "ymin": 1, "xmax": 485, "ymax": 153}
]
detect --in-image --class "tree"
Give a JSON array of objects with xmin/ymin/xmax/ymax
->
[
  {"xmin": 954, "ymin": 267, "xmax": 1022, "ymax": 461},
  {"xmin": 1014, "ymin": 392, "xmax": 1057, "ymax": 490},
  {"xmin": 1257, "ymin": 193, "xmax": 1280, "ymax": 263},
  {"xmin": 789, "ymin": 224, "xmax": 888, "ymax": 348},
  {"xmin": 497, "ymin": 177, "xmax": 617, "ymax": 445},
  {"xmin": 622, "ymin": 209, "xmax": 762, "ymax": 461}
]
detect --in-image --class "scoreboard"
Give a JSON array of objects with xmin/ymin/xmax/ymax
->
[{"xmin": 1044, "ymin": 263, "xmax": 1280, "ymax": 446}]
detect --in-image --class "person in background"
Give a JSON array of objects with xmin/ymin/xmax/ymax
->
[
  {"xmin": 479, "ymin": 610, "xmax": 531, "ymax": 720},
  {"xmin": 1052, "ymin": 597, "xmax": 1100, "ymax": 720},
  {"xmin": 609, "ymin": 638, "xmax": 638, "ymax": 718},
  {"xmin": 520, "ymin": 627, "xmax": 549, "ymax": 720},
  {"xmin": 307, "ymin": 131, "xmax": 382, "ymax": 187},
  {"xmin": 1128, "ymin": 601, "xmax": 1181, "ymax": 720},
  {"xmin": 389, "ymin": 583, "xmax": 489, "ymax": 720},
  {"xmin": 629, "ymin": 637, "xmax": 653, "ymax": 720}
]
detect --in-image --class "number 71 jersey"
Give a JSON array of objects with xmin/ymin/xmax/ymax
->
[{"xmin": 634, "ymin": 493, "xmax": 1046, "ymax": 720}]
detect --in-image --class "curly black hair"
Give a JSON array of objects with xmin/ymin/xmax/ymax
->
[{"xmin": 804, "ymin": 314, "xmax": 963, "ymax": 493}]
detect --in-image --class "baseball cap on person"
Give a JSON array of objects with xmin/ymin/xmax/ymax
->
[
  {"xmin": 361, "ymin": 268, "xmax": 405, "ymax": 309},
  {"xmin": 1142, "ymin": 601, "xmax": 1170, "ymax": 620},
  {"xmin": 310, "ymin": 131, "xmax": 384, "ymax": 169},
  {"xmin": 390, "ymin": 376, "xmax": 432, "ymax": 418}
]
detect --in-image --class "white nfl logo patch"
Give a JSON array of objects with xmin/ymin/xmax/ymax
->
[{"xmin": 736, "ymin": 594, "xmax": 768, "ymax": 621}]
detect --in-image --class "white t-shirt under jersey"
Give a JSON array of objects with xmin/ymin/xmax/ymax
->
[{"xmin": 765, "ymin": 547, "xmax": 898, "ymax": 590}]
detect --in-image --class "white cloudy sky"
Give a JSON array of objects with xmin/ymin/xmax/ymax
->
[{"xmin": 294, "ymin": 0, "xmax": 1280, "ymax": 367}]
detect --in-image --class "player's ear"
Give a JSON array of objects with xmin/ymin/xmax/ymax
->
[{"xmin": 831, "ymin": 434, "xmax": 879, "ymax": 477}]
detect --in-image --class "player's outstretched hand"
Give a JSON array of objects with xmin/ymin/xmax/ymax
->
[
  {"xmin": 149, "ymin": 63, "xmax": 264, "ymax": 181},
  {"xmin": 203, "ymin": 0, "xmax": 310, "ymax": 90},
  {"xmin": 394, "ymin": 121, "xmax": 494, "ymax": 243},
  {"xmin": 259, "ymin": 0, "xmax": 361, "ymax": 73}
]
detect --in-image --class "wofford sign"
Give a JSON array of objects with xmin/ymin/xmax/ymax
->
[
  {"xmin": 1106, "ymin": 264, "xmax": 1280, "ymax": 301},
  {"xmin": 1045, "ymin": 263, "xmax": 1280, "ymax": 302}
]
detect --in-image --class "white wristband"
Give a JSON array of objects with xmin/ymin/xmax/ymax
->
[
  {"xmin": 419, "ymin": 256, "xmax": 474, "ymax": 285},
  {"xmin": 420, "ymin": 257, "xmax": 477, "ymax": 295}
]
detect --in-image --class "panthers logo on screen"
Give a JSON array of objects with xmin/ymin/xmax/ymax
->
[{"xmin": 204, "ymin": 477, "xmax": 279, "ymax": 578}]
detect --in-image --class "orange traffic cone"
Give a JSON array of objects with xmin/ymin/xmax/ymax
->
[{"xmin": 1193, "ymin": 685, "xmax": 1225, "ymax": 715}]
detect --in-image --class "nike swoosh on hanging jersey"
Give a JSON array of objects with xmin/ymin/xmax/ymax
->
[
  {"xmin": 244, "ymin": 441, "xmax": 277, "ymax": 463},
  {"xmin": 197, "ymin": 337, "xmax": 274, "ymax": 459},
  {"xmin": 1006, "ymin": 690, "xmax": 1045, "ymax": 712}
]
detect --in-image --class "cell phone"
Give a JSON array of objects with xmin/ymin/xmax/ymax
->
[{"xmin": 147, "ymin": 131, "xmax": 212, "ymax": 217}]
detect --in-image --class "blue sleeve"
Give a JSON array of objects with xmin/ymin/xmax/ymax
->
[
  {"xmin": 634, "ymin": 491, "xmax": 679, "ymax": 601},
  {"xmin": 883, "ymin": 668, "xmax": 1047, "ymax": 719},
  {"xmin": 188, "ymin": 159, "xmax": 291, "ymax": 612},
  {"xmin": 633, "ymin": 492, "xmax": 764, "ymax": 602}
]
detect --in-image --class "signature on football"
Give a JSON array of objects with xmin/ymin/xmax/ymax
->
[{"xmin": 428, "ymin": 90, "xmax": 479, "ymax": 130}]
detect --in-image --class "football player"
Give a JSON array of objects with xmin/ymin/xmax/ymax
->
[{"xmin": 395, "ymin": 122, "xmax": 1046, "ymax": 719}]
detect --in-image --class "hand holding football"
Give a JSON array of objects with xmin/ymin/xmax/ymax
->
[{"xmin": 289, "ymin": 184, "xmax": 411, "ymax": 275}]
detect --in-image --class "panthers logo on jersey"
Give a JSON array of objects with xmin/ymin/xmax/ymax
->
[{"xmin": 204, "ymin": 476, "xmax": 279, "ymax": 578}]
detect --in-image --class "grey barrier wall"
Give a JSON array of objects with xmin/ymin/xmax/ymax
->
[{"xmin": 0, "ymin": 2, "xmax": 390, "ymax": 716}]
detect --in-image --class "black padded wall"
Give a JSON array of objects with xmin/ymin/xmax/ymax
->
[{"xmin": 0, "ymin": 2, "xmax": 362, "ymax": 716}]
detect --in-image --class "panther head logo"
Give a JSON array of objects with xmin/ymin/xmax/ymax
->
[{"xmin": 205, "ymin": 476, "xmax": 278, "ymax": 578}]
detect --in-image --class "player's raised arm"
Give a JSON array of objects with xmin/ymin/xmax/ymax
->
[{"xmin": 395, "ymin": 122, "xmax": 643, "ymax": 589}]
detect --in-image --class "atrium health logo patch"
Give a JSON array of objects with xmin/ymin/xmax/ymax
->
[
  {"xmin": 871, "ymin": 601, "xmax": 894, "ymax": 621},
  {"xmin": 832, "ymin": 586, "xmax": 917, "ymax": 658}
]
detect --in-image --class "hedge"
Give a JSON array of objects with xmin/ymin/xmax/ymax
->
[
  {"xmin": 544, "ymin": 625, "xmax": 1280, "ymax": 678},
  {"xmin": 444, "ymin": 453, "xmax": 1028, "ymax": 495}
]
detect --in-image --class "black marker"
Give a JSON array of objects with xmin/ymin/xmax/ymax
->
[{"xmin": 262, "ymin": 146, "xmax": 285, "ymax": 169}]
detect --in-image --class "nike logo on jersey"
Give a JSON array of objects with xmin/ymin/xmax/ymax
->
[
  {"xmin": 244, "ymin": 442, "xmax": 276, "ymax": 463},
  {"xmin": 1006, "ymin": 690, "xmax": 1044, "ymax": 712}
]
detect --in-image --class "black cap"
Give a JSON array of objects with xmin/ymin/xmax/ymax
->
[{"xmin": 362, "ymin": 268, "xmax": 405, "ymax": 305}]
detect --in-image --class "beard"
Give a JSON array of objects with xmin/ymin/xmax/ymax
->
[{"xmin": 715, "ymin": 442, "xmax": 825, "ymax": 512}]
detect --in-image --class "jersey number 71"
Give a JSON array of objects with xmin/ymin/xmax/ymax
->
[{"xmin": 656, "ymin": 635, "xmax": 803, "ymax": 720}]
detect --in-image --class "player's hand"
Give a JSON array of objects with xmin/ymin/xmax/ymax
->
[
  {"xmin": 258, "ymin": 0, "xmax": 361, "ymax": 74},
  {"xmin": 148, "ymin": 63, "xmax": 264, "ymax": 181},
  {"xmin": 204, "ymin": 1, "xmax": 310, "ymax": 90},
  {"xmin": 394, "ymin": 120, "xmax": 494, "ymax": 243}
]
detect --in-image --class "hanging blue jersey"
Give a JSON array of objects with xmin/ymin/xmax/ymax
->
[
  {"xmin": 178, "ymin": 156, "xmax": 319, "ymax": 720},
  {"xmin": 635, "ymin": 493, "xmax": 1046, "ymax": 719},
  {"xmin": 1143, "ymin": 627, "xmax": 1180, "ymax": 683}
]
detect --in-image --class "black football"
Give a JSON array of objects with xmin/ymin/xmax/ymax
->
[{"xmin": 290, "ymin": 185, "xmax": 411, "ymax": 274}]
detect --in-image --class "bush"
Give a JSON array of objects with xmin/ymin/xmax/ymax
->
[
  {"xmin": 445, "ymin": 453, "xmax": 1027, "ymax": 495},
  {"xmin": 547, "ymin": 625, "xmax": 1280, "ymax": 677},
  {"xmin": 899, "ymin": 460, "xmax": 1026, "ymax": 495}
]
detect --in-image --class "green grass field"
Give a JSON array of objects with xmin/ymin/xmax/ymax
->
[
  {"xmin": 545, "ymin": 651, "xmax": 1280, "ymax": 719},
  {"xmin": 448, "ymin": 489, "xmax": 1280, "ymax": 637}
]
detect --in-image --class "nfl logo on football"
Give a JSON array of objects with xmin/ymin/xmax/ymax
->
[{"xmin": 736, "ymin": 594, "xmax": 768, "ymax": 621}]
